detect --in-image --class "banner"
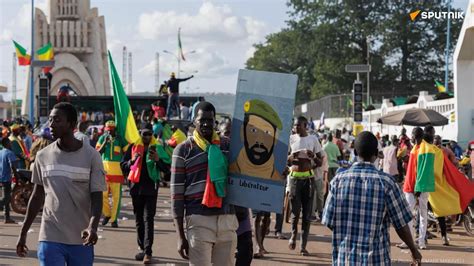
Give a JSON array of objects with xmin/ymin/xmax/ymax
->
[{"xmin": 226, "ymin": 69, "xmax": 297, "ymax": 213}]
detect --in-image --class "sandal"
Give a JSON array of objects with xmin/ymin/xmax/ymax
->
[
  {"xmin": 300, "ymin": 249, "xmax": 309, "ymax": 256},
  {"xmin": 288, "ymin": 239, "xmax": 296, "ymax": 250},
  {"xmin": 253, "ymin": 251, "xmax": 265, "ymax": 259}
]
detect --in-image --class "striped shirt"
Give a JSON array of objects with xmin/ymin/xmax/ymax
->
[
  {"xmin": 322, "ymin": 162, "xmax": 412, "ymax": 265},
  {"xmin": 171, "ymin": 137, "xmax": 234, "ymax": 218}
]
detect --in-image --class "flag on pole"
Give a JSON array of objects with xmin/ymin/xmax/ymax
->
[
  {"xmin": 435, "ymin": 80, "xmax": 447, "ymax": 93},
  {"xmin": 319, "ymin": 112, "xmax": 325, "ymax": 127},
  {"xmin": 108, "ymin": 51, "xmax": 141, "ymax": 145},
  {"xmin": 37, "ymin": 43, "xmax": 54, "ymax": 73},
  {"xmin": 178, "ymin": 28, "xmax": 186, "ymax": 61},
  {"xmin": 12, "ymin": 40, "xmax": 31, "ymax": 66}
]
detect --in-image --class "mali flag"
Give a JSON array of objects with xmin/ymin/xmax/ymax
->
[
  {"xmin": 413, "ymin": 141, "xmax": 474, "ymax": 216},
  {"xmin": 37, "ymin": 43, "xmax": 54, "ymax": 73},
  {"xmin": 178, "ymin": 27, "xmax": 186, "ymax": 61},
  {"xmin": 435, "ymin": 80, "xmax": 447, "ymax": 93},
  {"xmin": 108, "ymin": 51, "xmax": 141, "ymax": 145},
  {"xmin": 414, "ymin": 140, "xmax": 442, "ymax": 192},
  {"xmin": 12, "ymin": 40, "xmax": 31, "ymax": 66},
  {"xmin": 429, "ymin": 151, "xmax": 474, "ymax": 217}
]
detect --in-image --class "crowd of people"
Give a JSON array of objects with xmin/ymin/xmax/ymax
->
[{"xmin": 1, "ymin": 99, "xmax": 473, "ymax": 265}]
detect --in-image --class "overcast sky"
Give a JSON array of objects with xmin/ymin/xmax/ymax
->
[
  {"xmin": 0, "ymin": 0, "xmax": 288, "ymax": 101},
  {"xmin": 0, "ymin": 0, "xmax": 470, "ymax": 102}
]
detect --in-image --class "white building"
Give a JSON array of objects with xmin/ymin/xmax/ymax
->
[{"xmin": 22, "ymin": 0, "xmax": 110, "ymax": 116}]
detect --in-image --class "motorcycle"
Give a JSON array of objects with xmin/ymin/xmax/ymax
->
[
  {"xmin": 10, "ymin": 169, "xmax": 33, "ymax": 215},
  {"xmin": 462, "ymin": 200, "xmax": 474, "ymax": 236}
]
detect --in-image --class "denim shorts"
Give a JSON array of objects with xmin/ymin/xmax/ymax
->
[{"xmin": 37, "ymin": 241, "xmax": 94, "ymax": 266}]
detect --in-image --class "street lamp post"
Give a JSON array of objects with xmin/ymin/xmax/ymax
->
[
  {"xmin": 162, "ymin": 50, "xmax": 196, "ymax": 78},
  {"xmin": 29, "ymin": 0, "xmax": 35, "ymax": 122}
]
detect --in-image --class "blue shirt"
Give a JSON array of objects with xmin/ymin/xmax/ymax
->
[
  {"xmin": 23, "ymin": 135, "xmax": 33, "ymax": 151},
  {"xmin": 0, "ymin": 149, "xmax": 18, "ymax": 182},
  {"xmin": 152, "ymin": 122, "xmax": 164, "ymax": 138},
  {"xmin": 322, "ymin": 162, "xmax": 412, "ymax": 265}
]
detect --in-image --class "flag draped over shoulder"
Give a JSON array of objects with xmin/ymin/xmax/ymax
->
[
  {"xmin": 108, "ymin": 51, "xmax": 140, "ymax": 145},
  {"xmin": 12, "ymin": 40, "xmax": 31, "ymax": 66},
  {"xmin": 414, "ymin": 140, "xmax": 442, "ymax": 192},
  {"xmin": 37, "ymin": 43, "xmax": 54, "ymax": 73},
  {"xmin": 435, "ymin": 80, "xmax": 447, "ymax": 93},
  {"xmin": 429, "ymin": 152, "xmax": 474, "ymax": 217},
  {"xmin": 178, "ymin": 28, "xmax": 185, "ymax": 61}
]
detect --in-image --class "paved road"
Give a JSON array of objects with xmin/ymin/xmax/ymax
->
[{"xmin": 1, "ymin": 187, "xmax": 473, "ymax": 265}]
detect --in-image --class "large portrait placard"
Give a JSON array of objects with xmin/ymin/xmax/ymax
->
[{"xmin": 227, "ymin": 69, "xmax": 297, "ymax": 213}]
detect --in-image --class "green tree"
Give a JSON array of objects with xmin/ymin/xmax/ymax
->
[{"xmin": 246, "ymin": 0, "xmax": 463, "ymax": 105}]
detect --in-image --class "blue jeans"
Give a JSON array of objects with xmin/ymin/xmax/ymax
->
[
  {"xmin": 37, "ymin": 241, "xmax": 94, "ymax": 266},
  {"xmin": 166, "ymin": 93, "xmax": 180, "ymax": 119}
]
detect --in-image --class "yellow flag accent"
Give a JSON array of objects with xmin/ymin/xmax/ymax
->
[{"xmin": 410, "ymin": 10, "xmax": 421, "ymax": 21}]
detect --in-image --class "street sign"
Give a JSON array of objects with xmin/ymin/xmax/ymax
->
[
  {"xmin": 31, "ymin": 60, "xmax": 55, "ymax": 67},
  {"xmin": 345, "ymin": 64, "xmax": 371, "ymax": 73}
]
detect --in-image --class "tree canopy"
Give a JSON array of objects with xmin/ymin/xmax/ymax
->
[{"xmin": 246, "ymin": 0, "xmax": 463, "ymax": 105}]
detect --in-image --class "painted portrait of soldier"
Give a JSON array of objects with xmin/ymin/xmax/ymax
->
[{"xmin": 229, "ymin": 99, "xmax": 283, "ymax": 180}]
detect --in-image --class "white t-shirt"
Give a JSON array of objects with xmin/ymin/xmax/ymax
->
[
  {"xmin": 289, "ymin": 134, "xmax": 322, "ymax": 155},
  {"xmin": 32, "ymin": 141, "xmax": 106, "ymax": 245}
]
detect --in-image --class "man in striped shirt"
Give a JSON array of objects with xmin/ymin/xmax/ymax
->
[{"xmin": 171, "ymin": 101, "xmax": 237, "ymax": 265}]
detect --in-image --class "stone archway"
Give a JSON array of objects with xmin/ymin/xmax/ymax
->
[
  {"xmin": 49, "ymin": 53, "xmax": 95, "ymax": 96},
  {"xmin": 50, "ymin": 70, "xmax": 89, "ymax": 96}
]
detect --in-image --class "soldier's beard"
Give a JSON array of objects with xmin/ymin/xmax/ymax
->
[{"xmin": 244, "ymin": 140, "xmax": 274, "ymax": 165}]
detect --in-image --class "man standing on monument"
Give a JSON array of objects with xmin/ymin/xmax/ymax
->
[{"xmin": 166, "ymin": 72, "xmax": 194, "ymax": 120}]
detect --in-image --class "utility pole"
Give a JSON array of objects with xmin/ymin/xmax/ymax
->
[
  {"xmin": 366, "ymin": 38, "xmax": 370, "ymax": 105},
  {"xmin": 128, "ymin": 52, "xmax": 132, "ymax": 94},
  {"xmin": 28, "ymin": 0, "xmax": 35, "ymax": 122},
  {"xmin": 122, "ymin": 46, "xmax": 127, "ymax": 92},
  {"xmin": 155, "ymin": 52, "xmax": 160, "ymax": 94},
  {"xmin": 12, "ymin": 52, "xmax": 17, "ymax": 118}
]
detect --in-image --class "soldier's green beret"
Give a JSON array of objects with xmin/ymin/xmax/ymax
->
[{"xmin": 244, "ymin": 99, "xmax": 282, "ymax": 130}]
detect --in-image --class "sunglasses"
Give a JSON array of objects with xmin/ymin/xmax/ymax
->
[{"xmin": 141, "ymin": 132, "xmax": 153, "ymax": 137}]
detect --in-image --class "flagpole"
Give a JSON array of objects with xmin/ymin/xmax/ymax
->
[
  {"xmin": 444, "ymin": 0, "xmax": 451, "ymax": 92},
  {"xmin": 178, "ymin": 28, "xmax": 181, "ymax": 78},
  {"xmin": 29, "ymin": 0, "xmax": 35, "ymax": 122}
]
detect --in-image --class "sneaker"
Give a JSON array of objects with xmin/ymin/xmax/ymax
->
[
  {"xmin": 396, "ymin": 243, "xmax": 409, "ymax": 249},
  {"xmin": 135, "ymin": 252, "xmax": 145, "ymax": 261},
  {"xmin": 143, "ymin": 254, "xmax": 152, "ymax": 264},
  {"xmin": 275, "ymin": 232, "xmax": 287, "ymax": 240},
  {"xmin": 418, "ymin": 242, "xmax": 427, "ymax": 250},
  {"xmin": 102, "ymin": 216, "xmax": 110, "ymax": 226},
  {"xmin": 111, "ymin": 221, "xmax": 118, "ymax": 228},
  {"xmin": 442, "ymin": 236, "xmax": 450, "ymax": 246}
]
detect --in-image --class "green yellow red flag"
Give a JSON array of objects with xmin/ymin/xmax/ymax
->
[
  {"xmin": 108, "ymin": 51, "xmax": 141, "ymax": 145},
  {"xmin": 12, "ymin": 40, "xmax": 31, "ymax": 66}
]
